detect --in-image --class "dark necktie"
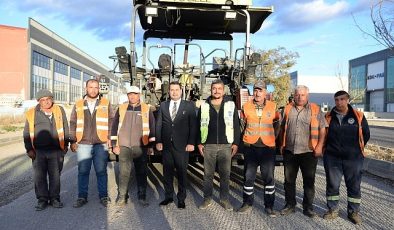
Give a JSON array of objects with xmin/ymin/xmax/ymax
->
[{"xmin": 171, "ymin": 101, "xmax": 177, "ymax": 121}]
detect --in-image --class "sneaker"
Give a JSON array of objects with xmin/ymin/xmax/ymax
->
[
  {"xmin": 100, "ymin": 197, "xmax": 111, "ymax": 207},
  {"xmin": 303, "ymin": 209, "xmax": 317, "ymax": 218},
  {"xmin": 219, "ymin": 200, "xmax": 232, "ymax": 211},
  {"xmin": 50, "ymin": 199, "xmax": 64, "ymax": 208},
  {"xmin": 236, "ymin": 203, "xmax": 252, "ymax": 213},
  {"xmin": 198, "ymin": 199, "xmax": 213, "ymax": 210},
  {"xmin": 73, "ymin": 198, "xmax": 88, "ymax": 208},
  {"xmin": 138, "ymin": 198, "xmax": 149, "ymax": 207},
  {"xmin": 348, "ymin": 212, "xmax": 362, "ymax": 224},
  {"xmin": 280, "ymin": 205, "xmax": 295, "ymax": 215},
  {"xmin": 265, "ymin": 207, "xmax": 278, "ymax": 218},
  {"xmin": 35, "ymin": 200, "xmax": 48, "ymax": 211},
  {"xmin": 323, "ymin": 209, "xmax": 339, "ymax": 220}
]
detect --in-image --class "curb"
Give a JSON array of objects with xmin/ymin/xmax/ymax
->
[
  {"xmin": 363, "ymin": 158, "xmax": 394, "ymax": 181},
  {"xmin": 0, "ymin": 136, "xmax": 22, "ymax": 147}
]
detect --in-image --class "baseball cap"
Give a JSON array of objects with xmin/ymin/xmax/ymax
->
[
  {"xmin": 125, "ymin": 85, "xmax": 140, "ymax": 94},
  {"xmin": 253, "ymin": 80, "xmax": 266, "ymax": 90}
]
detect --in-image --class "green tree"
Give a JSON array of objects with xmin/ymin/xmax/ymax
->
[{"xmin": 254, "ymin": 47, "xmax": 299, "ymax": 107}]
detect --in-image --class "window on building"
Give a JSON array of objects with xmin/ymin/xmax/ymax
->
[
  {"xmin": 350, "ymin": 65, "xmax": 366, "ymax": 104},
  {"xmin": 387, "ymin": 58, "xmax": 394, "ymax": 103},
  {"xmin": 32, "ymin": 75, "xmax": 50, "ymax": 99},
  {"xmin": 70, "ymin": 67, "xmax": 82, "ymax": 101},
  {"xmin": 54, "ymin": 60, "xmax": 68, "ymax": 75},
  {"xmin": 32, "ymin": 51, "xmax": 50, "ymax": 70}
]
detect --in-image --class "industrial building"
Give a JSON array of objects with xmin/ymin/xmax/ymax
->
[
  {"xmin": 349, "ymin": 48, "xmax": 394, "ymax": 112},
  {"xmin": 0, "ymin": 18, "xmax": 121, "ymax": 107}
]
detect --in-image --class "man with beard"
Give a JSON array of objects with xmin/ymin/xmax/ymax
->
[
  {"xmin": 70, "ymin": 79, "xmax": 113, "ymax": 208},
  {"xmin": 197, "ymin": 79, "xmax": 240, "ymax": 210}
]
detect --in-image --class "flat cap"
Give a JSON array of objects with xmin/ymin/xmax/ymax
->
[{"xmin": 36, "ymin": 89, "xmax": 54, "ymax": 101}]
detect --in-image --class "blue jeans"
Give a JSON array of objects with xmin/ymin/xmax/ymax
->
[
  {"xmin": 77, "ymin": 144, "xmax": 108, "ymax": 199},
  {"xmin": 243, "ymin": 146, "xmax": 276, "ymax": 208},
  {"xmin": 323, "ymin": 153, "xmax": 364, "ymax": 213}
]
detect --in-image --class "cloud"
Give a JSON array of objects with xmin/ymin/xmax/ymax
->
[
  {"xmin": 263, "ymin": 0, "xmax": 370, "ymax": 33},
  {"xmin": 12, "ymin": 0, "xmax": 131, "ymax": 40}
]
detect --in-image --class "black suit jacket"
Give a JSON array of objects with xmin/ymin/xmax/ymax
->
[{"xmin": 156, "ymin": 100, "xmax": 197, "ymax": 152}]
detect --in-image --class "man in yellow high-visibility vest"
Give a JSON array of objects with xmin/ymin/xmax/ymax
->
[{"xmin": 23, "ymin": 89, "xmax": 69, "ymax": 211}]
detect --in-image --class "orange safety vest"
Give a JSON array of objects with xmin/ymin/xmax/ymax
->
[
  {"xmin": 75, "ymin": 97, "xmax": 109, "ymax": 143},
  {"xmin": 26, "ymin": 105, "xmax": 66, "ymax": 150},
  {"xmin": 114, "ymin": 102, "xmax": 151, "ymax": 146},
  {"xmin": 325, "ymin": 108, "xmax": 365, "ymax": 155},
  {"xmin": 281, "ymin": 102, "xmax": 321, "ymax": 150},
  {"xmin": 242, "ymin": 100, "xmax": 277, "ymax": 147}
]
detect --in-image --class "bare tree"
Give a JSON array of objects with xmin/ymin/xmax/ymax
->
[{"xmin": 354, "ymin": 0, "xmax": 394, "ymax": 50}]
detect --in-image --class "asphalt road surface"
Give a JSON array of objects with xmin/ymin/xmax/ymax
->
[
  {"xmin": 369, "ymin": 126, "xmax": 394, "ymax": 148},
  {"xmin": 0, "ymin": 142, "xmax": 393, "ymax": 230}
]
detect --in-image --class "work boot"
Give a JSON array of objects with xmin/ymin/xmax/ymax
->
[
  {"xmin": 236, "ymin": 203, "xmax": 252, "ymax": 213},
  {"xmin": 323, "ymin": 209, "xmax": 339, "ymax": 220},
  {"xmin": 100, "ymin": 197, "xmax": 111, "ymax": 207},
  {"xmin": 348, "ymin": 212, "xmax": 362, "ymax": 224},
  {"xmin": 73, "ymin": 198, "xmax": 88, "ymax": 208},
  {"xmin": 198, "ymin": 198, "xmax": 213, "ymax": 210},
  {"xmin": 219, "ymin": 200, "xmax": 232, "ymax": 211},
  {"xmin": 265, "ymin": 207, "xmax": 278, "ymax": 218},
  {"xmin": 303, "ymin": 208, "xmax": 317, "ymax": 218},
  {"xmin": 280, "ymin": 205, "xmax": 295, "ymax": 215},
  {"xmin": 138, "ymin": 198, "xmax": 149, "ymax": 207},
  {"xmin": 50, "ymin": 199, "xmax": 64, "ymax": 208},
  {"xmin": 35, "ymin": 200, "xmax": 48, "ymax": 211}
]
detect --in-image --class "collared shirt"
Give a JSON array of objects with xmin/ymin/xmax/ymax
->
[
  {"xmin": 283, "ymin": 103, "xmax": 327, "ymax": 154},
  {"xmin": 169, "ymin": 99, "xmax": 181, "ymax": 114},
  {"xmin": 87, "ymin": 98, "xmax": 99, "ymax": 114}
]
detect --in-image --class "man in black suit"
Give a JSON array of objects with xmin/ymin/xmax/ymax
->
[{"xmin": 156, "ymin": 81, "xmax": 197, "ymax": 209}]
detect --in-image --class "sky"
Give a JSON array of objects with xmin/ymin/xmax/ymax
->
[{"xmin": 0, "ymin": 0, "xmax": 389, "ymax": 77}]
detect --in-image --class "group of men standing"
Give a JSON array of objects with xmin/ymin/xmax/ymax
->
[{"xmin": 24, "ymin": 78, "xmax": 369, "ymax": 225}]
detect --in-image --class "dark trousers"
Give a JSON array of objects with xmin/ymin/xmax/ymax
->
[
  {"xmin": 243, "ymin": 146, "xmax": 276, "ymax": 208},
  {"xmin": 118, "ymin": 146, "xmax": 147, "ymax": 200},
  {"xmin": 323, "ymin": 153, "xmax": 364, "ymax": 213},
  {"xmin": 283, "ymin": 150, "xmax": 318, "ymax": 210},
  {"xmin": 203, "ymin": 144, "xmax": 232, "ymax": 201},
  {"xmin": 33, "ymin": 149, "xmax": 64, "ymax": 202},
  {"xmin": 162, "ymin": 143, "xmax": 189, "ymax": 202}
]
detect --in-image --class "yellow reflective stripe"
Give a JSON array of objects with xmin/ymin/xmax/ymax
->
[
  {"xmin": 57, "ymin": 128, "xmax": 64, "ymax": 133},
  {"xmin": 110, "ymin": 136, "xmax": 118, "ymax": 140},
  {"xmin": 265, "ymin": 185, "xmax": 275, "ymax": 189},
  {"xmin": 244, "ymin": 130, "xmax": 275, "ymax": 136},
  {"xmin": 311, "ymin": 127, "xmax": 319, "ymax": 131},
  {"xmin": 347, "ymin": 197, "xmax": 361, "ymax": 203},
  {"xmin": 96, "ymin": 117, "xmax": 108, "ymax": 122},
  {"xmin": 142, "ymin": 123, "xmax": 149, "ymax": 128},
  {"xmin": 96, "ymin": 125, "xmax": 108, "ymax": 130},
  {"xmin": 244, "ymin": 186, "xmax": 253, "ymax": 190},
  {"xmin": 77, "ymin": 119, "xmax": 84, "ymax": 123},
  {"xmin": 76, "ymin": 128, "xmax": 83, "ymax": 132},
  {"xmin": 327, "ymin": 195, "xmax": 340, "ymax": 201},
  {"xmin": 265, "ymin": 190, "xmax": 275, "ymax": 194},
  {"xmin": 148, "ymin": 137, "xmax": 156, "ymax": 142},
  {"xmin": 83, "ymin": 106, "xmax": 89, "ymax": 110}
]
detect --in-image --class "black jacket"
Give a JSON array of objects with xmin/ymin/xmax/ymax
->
[
  {"xmin": 197, "ymin": 96, "xmax": 240, "ymax": 145},
  {"xmin": 325, "ymin": 104, "xmax": 370, "ymax": 159},
  {"xmin": 156, "ymin": 100, "xmax": 197, "ymax": 152}
]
